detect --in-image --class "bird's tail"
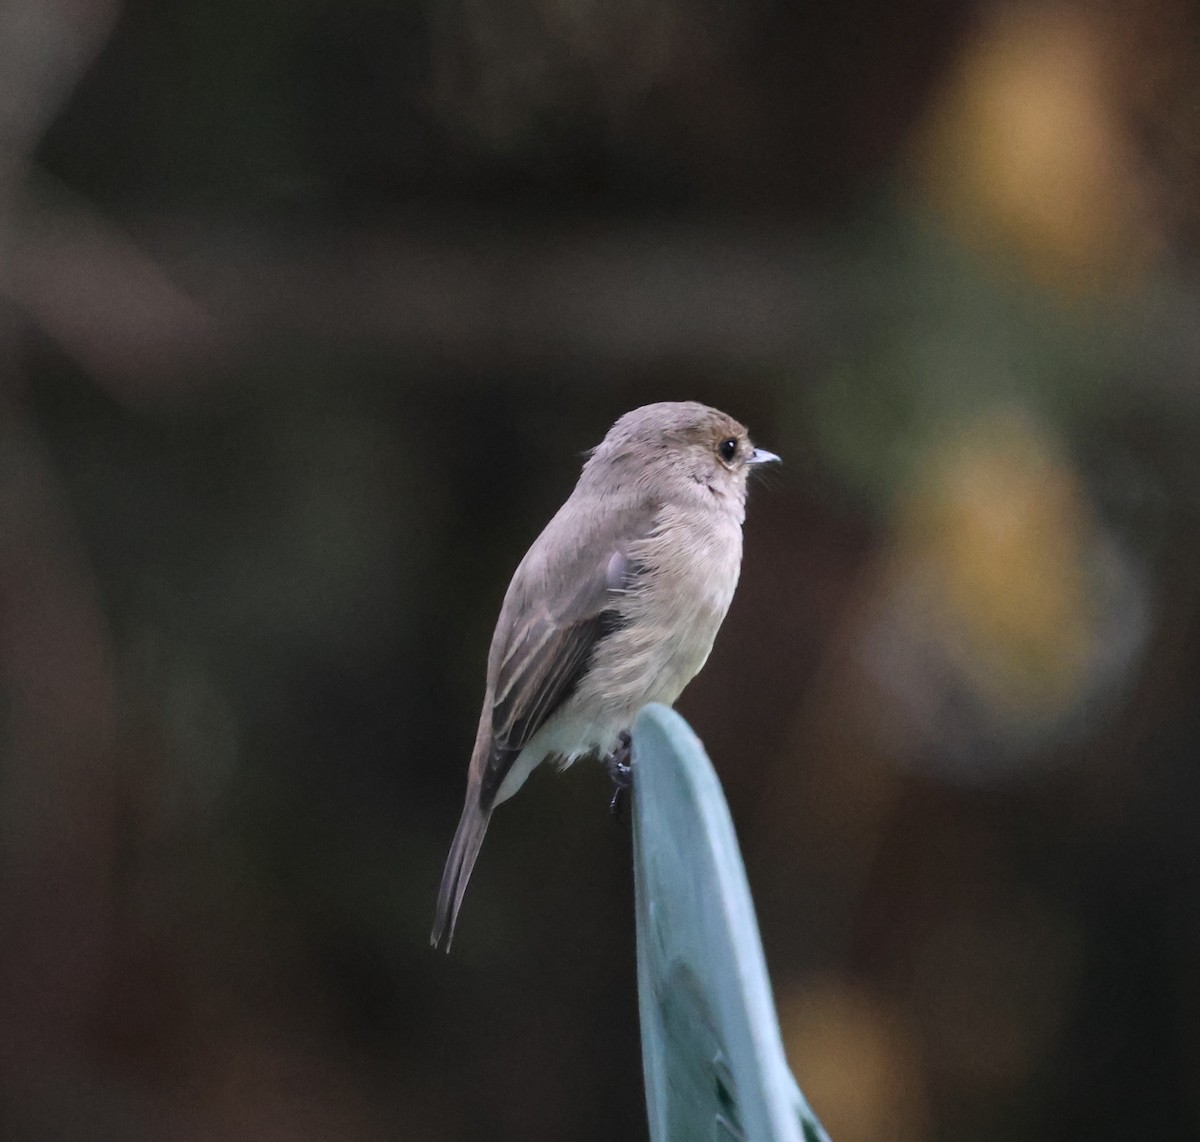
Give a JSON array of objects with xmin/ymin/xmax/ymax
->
[{"xmin": 430, "ymin": 798, "xmax": 492, "ymax": 952}]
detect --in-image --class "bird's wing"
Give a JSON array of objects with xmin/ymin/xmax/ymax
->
[{"xmin": 476, "ymin": 498, "xmax": 656, "ymax": 809}]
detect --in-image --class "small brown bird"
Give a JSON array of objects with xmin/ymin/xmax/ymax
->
[{"xmin": 431, "ymin": 401, "xmax": 778, "ymax": 950}]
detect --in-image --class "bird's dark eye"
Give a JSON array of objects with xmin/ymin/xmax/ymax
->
[{"xmin": 718, "ymin": 438, "xmax": 738, "ymax": 463}]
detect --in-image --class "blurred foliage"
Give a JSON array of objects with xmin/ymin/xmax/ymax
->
[{"xmin": 2, "ymin": 0, "xmax": 1200, "ymax": 1140}]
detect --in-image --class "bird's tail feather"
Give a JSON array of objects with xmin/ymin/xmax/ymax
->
[{"xmin": 430, "ymin": 799, "xmax": 491, "ymax": 952}]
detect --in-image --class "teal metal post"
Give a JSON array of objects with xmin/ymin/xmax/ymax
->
[{"xmin": 631, "ymin": 704, "xmax": 830, "ymax": 1142}]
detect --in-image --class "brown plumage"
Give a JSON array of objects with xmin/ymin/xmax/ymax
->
[{"xmin": 431, "ymin": 401, "xmax": 778, "ymax": 951}]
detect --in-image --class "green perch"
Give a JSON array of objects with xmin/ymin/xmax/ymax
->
[{"xmin": 631, "ymin": 705, "xmax": 831, "ymax": 1142}]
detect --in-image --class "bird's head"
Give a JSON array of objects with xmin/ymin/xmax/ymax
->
[{"xmin": 586, "ymin": 401, "xmax": 780, "ymax": 505}]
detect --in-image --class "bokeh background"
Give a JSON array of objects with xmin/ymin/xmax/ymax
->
[{"xmin": 2, "ymin": 0, "xmax": 1199, "ymax": 1138}]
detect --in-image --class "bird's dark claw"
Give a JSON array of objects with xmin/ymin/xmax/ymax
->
[{"xmin": 605, "ymin": 731, "xmax": 633, "ymax": 821}]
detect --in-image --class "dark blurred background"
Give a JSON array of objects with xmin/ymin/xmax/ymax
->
[{"xmin": 1, "ymin": 0, "xmax": 1199, "ymax": 1138}]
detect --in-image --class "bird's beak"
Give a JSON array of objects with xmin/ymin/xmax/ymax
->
[{"xmin": 747, "ymin": 448, "xmax": 781, "ymax": 465}]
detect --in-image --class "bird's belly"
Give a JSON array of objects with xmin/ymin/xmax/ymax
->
[{"xmin": 575, "ymin": 563, "xmax": 737, "ymax": 724}]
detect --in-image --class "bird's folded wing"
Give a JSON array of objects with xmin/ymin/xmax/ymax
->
[{"xmin": 476, "ymin": 500, "xmax": 655, "ymax": 809}]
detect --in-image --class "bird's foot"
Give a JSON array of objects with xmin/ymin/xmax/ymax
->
[
  {"xmin": 605, "ymin": 731, "xmax": 633, "ymax": 820},
  {"xmin": 605, "ymin": 730, "xmax": 632, "ymax": 788}
]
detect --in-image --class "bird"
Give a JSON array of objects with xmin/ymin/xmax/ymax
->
[{"xmin": 431, "ymin": 401, "xmax": 779, "ymax": 951}]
